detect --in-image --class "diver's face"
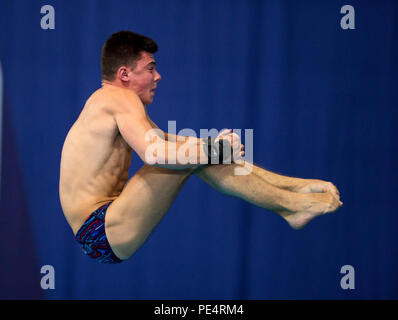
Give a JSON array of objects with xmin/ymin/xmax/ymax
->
[{"xmin": 127, "ymin": 51, "xmax": 161, "ymax": 105}]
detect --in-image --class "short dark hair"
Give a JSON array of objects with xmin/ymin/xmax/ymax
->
[{"xmin": 101, "ymin": 30, "xmax": 158, "ymax": 81}]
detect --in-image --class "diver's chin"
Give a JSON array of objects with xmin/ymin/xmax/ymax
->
[{"xmin": 143, "ymin": 98, "xmax": 153, "ymax": 106}]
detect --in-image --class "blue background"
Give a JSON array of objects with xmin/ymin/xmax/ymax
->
[{"xmin": 0, "ymin": 0, "xmax": 397, "ymax": 299}]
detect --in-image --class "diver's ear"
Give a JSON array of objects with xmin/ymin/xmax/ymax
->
[{"xmin": 117, "ymin": 66, "xmax": 130, "ymax": 82}]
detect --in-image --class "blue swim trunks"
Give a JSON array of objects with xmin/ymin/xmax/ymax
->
[{"xmin": 75, "ymin": 202, "xmax": 123, "ymax": 264}]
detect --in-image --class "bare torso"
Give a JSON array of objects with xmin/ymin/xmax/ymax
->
[{"xmin": 59, "ymin": 85, "xmax": 133, "ymax": 234}]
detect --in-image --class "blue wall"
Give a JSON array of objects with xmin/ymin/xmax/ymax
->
[{"xmin": 0, "ymin": 0, "xmax": 397, "ymax": 299}]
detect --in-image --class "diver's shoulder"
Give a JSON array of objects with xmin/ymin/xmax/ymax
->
[
  {"xmin": 83, "ymin": 85, "xmax": 143, "ymax": 115},
  {"xmin": 82, "ymin": 87, "xmax": 117, "ymax": 112},
  {"xmin": 105, "ymin": 86, "xmax": 144, "ymax": 111}
]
